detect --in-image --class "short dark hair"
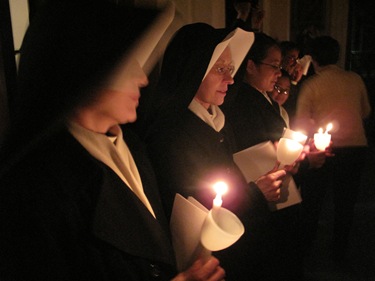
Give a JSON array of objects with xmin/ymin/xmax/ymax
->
[
  {"xmin": 309, "ymin": 36, "xmax": 340, "ymax": 66},
  {"xmin": 279, "ymin": 41, "xmax": 300, "ymax": 57},
  {"xmin": 246, "ymin": 32, "xmax": 279, "ymax": 63}
]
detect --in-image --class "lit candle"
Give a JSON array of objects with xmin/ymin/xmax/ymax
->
[
  {"xmin": 276, "ymin": 128, "xmax": 307, "ymax": 165},
  {"xmin": 277, "ymin": 138, "xmax": 304, "ymax": 165},
  {"xmin": 314, "ymin": 123, "xmax": 332, "ymax": 151},
  {"xmin": 212, "ymin": 181, "xmax": 228, "ymax": 209},
  {"xmin": 200, "ymin": 181, "xmax": 244, "ymax": 252}
]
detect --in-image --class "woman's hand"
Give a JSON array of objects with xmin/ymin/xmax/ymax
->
[
  {"xmin": 307, "ymin": 140, "xmax": 335, "ymax": 169},
  {"xmin": 255, "ymin": 163, "xmax": 286, "ymax": 202},
  {"xmin": 172, "ymin": 256, "xmax": 225, "ymax": 281}
]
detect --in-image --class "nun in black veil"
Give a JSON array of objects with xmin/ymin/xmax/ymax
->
[
  {"xmin": 0, "ymin": 1, "xmax": 225, "ymax": 280},
  {"xmin": 146, "ymin": 23, "xmax": 289, "ymax": 281}
]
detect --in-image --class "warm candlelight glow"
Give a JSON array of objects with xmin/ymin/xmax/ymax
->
[
  {"xmin": 325, "ymin": 123, "xmax": 333, "ymax": 134},
  {"xmin": 277, "ymin": 138, "xmax": 304, "ymax": 165},
  {"xmin": 277, "ymin": 128, "xmax": 307, "ymax": 165},
  {"xmin": 292, "ymin": 131, "xmax": 308, "ymax": 144},
  {"xmin": 213, "ymin": 181, "xmax": 228, "ymax": 208},
  {"xmin": 200, "ymin": 181, "xmax": 244, "ymax": 254},
  {"xmin": 314, "ymin": 123, "xmax": 332, "ymax": 151}
]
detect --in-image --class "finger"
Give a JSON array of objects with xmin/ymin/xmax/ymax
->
[
  {"xmin": 270, "ymin": 189, "xmax": 281, "ymax": 202},
  {"xmin": 272, "ymin": 169, "xmax": 286, "ymax": 179},
  {"xmin": 202, "ymin": 257, "xmax": 220, "ymax": 276},
  {"xmin": 275, "ymin": 179, "xmax": 283, "ymax": 188},
  {"xmin": 207, "ymin": 266, "xmax": 226, "ymax": 281}
]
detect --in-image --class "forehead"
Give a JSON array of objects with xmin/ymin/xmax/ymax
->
[
  {"xmin": 265, "ymin": 46, "xmax": 282, "ymax": 62},
  {"xmin": 215, "ymin": 47, "xmax": 232, "ymax": 63}
]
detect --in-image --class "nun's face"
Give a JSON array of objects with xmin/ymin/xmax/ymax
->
[
  {"xmin": 101, "ymin": 59, "xmax": 148, "ymax": 124},
  {"xmin": 76, "ymin": 59, "xmax": 148, "ymax": 133},
  {"xmin": 194, "ymin": 47, "xmax": 234, "ymax": 109}
]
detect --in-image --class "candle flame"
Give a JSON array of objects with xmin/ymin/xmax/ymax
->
[
  {"xmin": 213, "ymin": 181, "xmax": 228, "ymax": 208},
  {"xmin": 292, "ymin": 131, "xmax": 307, "ymax": 144},
  {"xmin": 325, "ymin": 123, "xmax": 333, "ymax": 134},
  {"xmin": 318, "ymin": 128, "xmax": 323, "ymax": 134},
  {"xmin": 213, "ymin": 181, "xmax": 228, "ymax": 196}
]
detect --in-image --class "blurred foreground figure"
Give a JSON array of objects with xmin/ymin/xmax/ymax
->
[{"xmin": 0, "ymin": 1, "xmax": 225, "ymax": 281}]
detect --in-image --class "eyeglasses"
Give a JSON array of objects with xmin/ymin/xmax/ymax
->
[
  {"xmin": 214, "ymin": 65, "xmax": 235, "ymax": 75},
  {"xmin": 285, "ymin": 55, "xmax": 298, "ymax": 62},
  {"xmin": 258, "ymin": 62, "xmax": 282, "ymax": 72},
  {"xmin": 274, "ymin": 84, "xmax": 289, "ymax": 95}
]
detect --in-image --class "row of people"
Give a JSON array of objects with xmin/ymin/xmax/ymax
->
[{"xmin": 0, "ymin": 1, "xmax": 371, "ymax": 281}]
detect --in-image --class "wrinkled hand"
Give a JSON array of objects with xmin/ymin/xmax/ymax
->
[
  {"xmin": 172, "ymin": 256, "xmax": 225, "ymax": 281},
  {"xmin": 255, "ymin": 163, "xmax": 286, "ymax": 202}
]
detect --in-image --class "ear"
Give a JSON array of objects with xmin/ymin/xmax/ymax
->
[{"xmin": 246, "ymin": 59, "xmax": 256, "ymax": 75}]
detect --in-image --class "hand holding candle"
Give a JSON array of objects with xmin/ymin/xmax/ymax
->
[{"xmin": 314, "ymin": 123, "xmax": 332, "ymax": 151}]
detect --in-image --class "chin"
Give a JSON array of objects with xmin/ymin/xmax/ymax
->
[
  {"xmin": 122, "ymin": 113, "xmax": 137, "ymax": 124},
  {"xmin": 217, "ymin": 98, "xmax": 225, "ymax": 106}
]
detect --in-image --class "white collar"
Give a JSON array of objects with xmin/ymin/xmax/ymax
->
[{"xmin": 188, "ymin": 99, "xmax": 225, "ymax": 132}]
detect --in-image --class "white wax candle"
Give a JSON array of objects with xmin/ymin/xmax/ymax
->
[
  {"xmin": 314, "ymin": 124, "xmax": 332, "ymax": 151},
  {"xmin": 200, "ymin": 207, "xmax": 244, "ymax": 251},
  {"xmin": 276, "ymin": 137, "xmax": 304, "ymax": 165}
]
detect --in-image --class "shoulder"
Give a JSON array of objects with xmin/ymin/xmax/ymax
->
[{"xmin": 0, "ymin": 129, "xmax": 102, "ymax": 198}]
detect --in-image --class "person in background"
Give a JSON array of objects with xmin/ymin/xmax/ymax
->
[
  {"xmin": 230, "ymin": 0, "xmax": 264, "ymax": 32},
  {"xmin": 280, "ymin": 41, "xmax": 303, "ymax": 85},
  {"xmin": 145, "ymin": 23, "xmax": 288, "ymax": 281},
  {"xmin": 0, "ymin": 1, "xmax": 225, "ymax": 280},
  {"xmin": 294, "ymin": 35, "xmax": 372, "ymax": 263},
  {"xmin": 268, "ymin": 69, "xmax": 292, "ymax": 127},
  {"xmin": 268, "ymin": 69, "xmax": 328, "ymax": 188},
  {"xmin": 279, "ymin": 41, "xmax": 304, "ymax": 125},
  {"xmin": 223, "ymin": 32, "xmax": 286, "ymax": 149},
  {"xmin": 222, "ymin": 32, "xmax": 306, "ymax": 281}
]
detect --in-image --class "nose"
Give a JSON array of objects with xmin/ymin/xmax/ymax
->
[
  {"xmin": 275, "ymin": 68, "xmax": 282, "ymax": 77},
  {"xmin": 223, "ymin": 72, "xmax": 234, "ymax": 85}
]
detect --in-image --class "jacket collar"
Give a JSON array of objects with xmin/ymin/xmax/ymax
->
[{"xmin": 92, "ymin": 163, "xmax": 175, "ymax": 266}]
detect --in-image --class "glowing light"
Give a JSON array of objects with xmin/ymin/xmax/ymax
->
[
  {"xmin": 213, "ymin": 181, "xmax": 228, "ymax": 208},
  {"xmin": 314, "ymin": 123, "xmax": 333, "ymax": 151}
]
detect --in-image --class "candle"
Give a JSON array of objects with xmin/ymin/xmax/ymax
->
[
  {"xmin": 200, "ymin": 207, "xmax": 245, "ymax": 252},
  {"xmin": 200, "ymin": 181, "xmax": 244, "ymax": 252},
  {"xmin": 276, "ymin": 128, "xmax": 307, "ymax": 165},
  {"xmin": 276, "ymin": 138, "xmax": 304, "ymax": 165},
  {"xmin": 314, "ymin": 123, "xmax": 332, "ymax": 151}
]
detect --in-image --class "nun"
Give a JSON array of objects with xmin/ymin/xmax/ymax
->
[{"xmin": 0, "ymin": 1, "xmax": 225, "ymax": 280}]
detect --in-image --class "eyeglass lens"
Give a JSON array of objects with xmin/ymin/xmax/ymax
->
[{"xmin": 274, "ymin": 85, "xmax": 289, "ymax": 95}]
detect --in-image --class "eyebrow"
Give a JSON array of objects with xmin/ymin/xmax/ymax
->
[{"xmin": 215, "ymin": 58, "xmax": 234, "ymax": 64}]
